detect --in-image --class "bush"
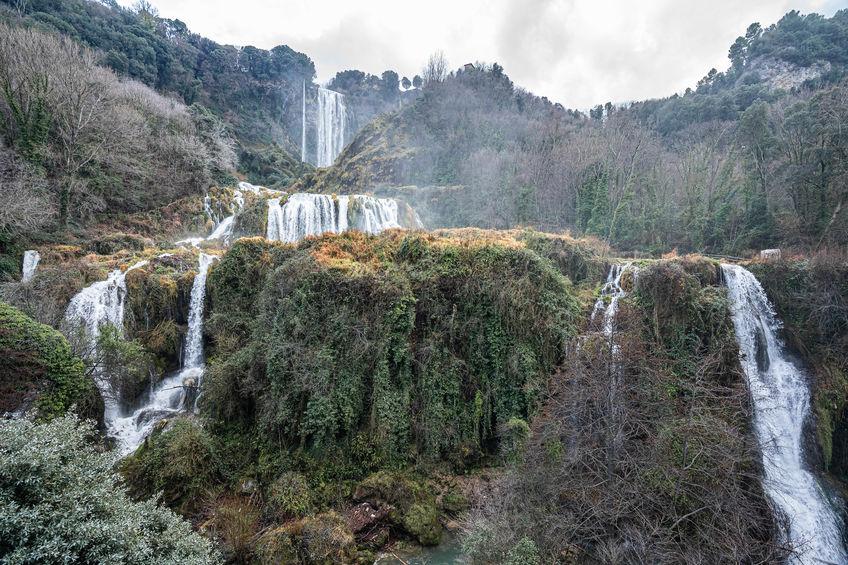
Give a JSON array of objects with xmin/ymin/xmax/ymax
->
[
  {"xmin": 0, "ymin": 414, "xmax": 220, "ymax": 564},
  {"xmin": 266, "ymin": 471, "xmax": 313, "ymax": 520},
  {"xmin": 210, "ymin": 496, "xmax": 261, "ymax": 563},
  {"xmin": 121, "ymin": 418, "xmax": 221, "ymax": 515}
]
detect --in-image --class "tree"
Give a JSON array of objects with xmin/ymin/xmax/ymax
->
[
  {"xmin": 401, "ymin": 76, "xmax": 411, "ymax": 90},
  {"xmin": 422, "ymin": 51, "xmax": 449, "ymax": 85},
  {"xmin": 412, "ymin": 75, "xmax": 423, "ymax": 88},
  {"xmin": 381, "ymin": 70, "xmax": 399, "ymax": 98},
  {"xmin": 0, "ymin": 414, "xmax": 220, "ymax": 563}
]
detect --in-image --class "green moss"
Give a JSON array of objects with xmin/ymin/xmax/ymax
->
[
  {"xmin": 0, "ymin": 301, "xmax": 100, "ymax": 420},
  {"xmin": 354, "ymin": 471, "xmax": 442, "ymax": 545},
  {"xmin": 204, "ymin": 231, "xmax": 580, "ymax": 472},
  {"xmin": 402, "ymin": 503, "xmax": 442, "ymax": 546}
]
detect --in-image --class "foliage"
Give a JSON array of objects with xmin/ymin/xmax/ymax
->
[
  {"xmin": 204, "ymin": 231, "xmax": 580, "ymax": 473},
  {"xmin": 466, "ymin": 258, "xmax": 781, "ymax": 563},
  {"xmin": 0, "ymin": 300, "xmax": 98, "ymax": 420},
  {"xmin": 0, "ymin": 22, "xmax": 236, "ymax": 228},
  {"xmin": 0, "ymin": 414, "xmax": 220, "ymax": 564},
  {"xmin": 121, "ymin": 418, "xmax": 222, "ymax": 516},
  {"xmin": 1, "ymin": 0, "xmax": 314, "ymax": 151},
  {"xmin": 266, "ymin": 471, "xmax": 313, "ymax": 519}
]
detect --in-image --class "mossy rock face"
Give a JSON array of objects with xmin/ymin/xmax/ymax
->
[
  {"xmin": 402, "ymin": 502, "xmax": 442, "ymax": 546},
  {"xmin": 301, "ymin": 511, "xmax": 356, "ymax": 564},
  {"xmin": 87, "ymin": 232, "xmax": 153, "ymax": 255},
  {"xmin": 204, "ymin": 231, "xmax": 581, "ymax": 471},
  {"xmin": 254, "ymin": 526, "xmax": 300, "ymax": 564},
  {"xmin": 0, "ymin": 301, "xmax": 101, "ymax": 422}
]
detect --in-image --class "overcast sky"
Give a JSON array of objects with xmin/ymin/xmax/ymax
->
[{"xmin": 122, "ymin": 0, "xmax": 847, "ymax": 108}]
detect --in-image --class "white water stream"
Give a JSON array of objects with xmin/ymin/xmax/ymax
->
[
  {"xmin": 723, "ymin": 264, "xmax": 847, "ymax": 564},
  {"xmin": 21, "ymin": 250, "xmax": 40, "ymax": 282},
  {"xmin": 316, "ymin": 87, "xmax": 347, "ymax": 167},
  {"xmin": 266, "ymin": 193, "xmax": 402, "ymax": 243}
]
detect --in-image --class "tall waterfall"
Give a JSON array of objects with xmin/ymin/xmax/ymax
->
[
  {"xmin": 266, "ymin": 193, "xmax": 403, "ymax": 243},
  {"xmin": 316, "ymin": 87, "xmax": 347, "ymax": 167},
  {"xmin": 301, "ymin": 80, "xmax": 307, "ymax": 163},
  {"xmin": 109, "ymin": 253, "xmax": 216, "ymax": 454},
  {"xmin": 21, "ymin": 250, "xmax": 40, "ymax": 282},
  {"xmin": 722, "ymin": 264, "xmax": 847, "ymax": 564},
  {"xmin": 63, "ymin": 261, "xmax": 149, "ymax": 439}
]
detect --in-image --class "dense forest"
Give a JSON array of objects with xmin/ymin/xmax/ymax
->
[{"xmin": 2, "ymin": 1, "xmax": 848, "ymax": 564}]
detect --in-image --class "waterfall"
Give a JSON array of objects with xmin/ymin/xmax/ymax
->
[
  {"xmin": 21, "ymin": 250, "xmax": 40, "ymax": 282},
  {"xmin": 301, "ymin": 80, "xmax": 307, "ymax": 163},
  {"xmin": 109, "ymin": 253, "xmax": 216, "ymax": 454},
  {"xmin": 205, "ymin": 188, "xmax": 244, "ymax": 244},
  {"xmin": 63, "ymin": 261, "xmax": 149, "ymax": 436},
  {"xmin": 316, "ymin": 87, "xmax": 347, "ymax": 167},
  {"xmin": 591, "ymin": 263, "xmax": 631, "ymax": 335},
  {"xmin": 266, "ymin": 194, "xmax": 403, "ymax": 243},
  {"xmin": 722, "ymin": 264, "xmax": 847, "ymax": 564}
]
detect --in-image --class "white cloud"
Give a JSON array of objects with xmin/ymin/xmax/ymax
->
[{"xmin": 121, "ymin": 0, "xmax": 846, "ymax": 108}]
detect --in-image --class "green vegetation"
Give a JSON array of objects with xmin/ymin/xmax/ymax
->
[
  {"xmin": 203, "ymin": 231, "xmax": 580, "ymax": 474},
  {"xmin": 0, "ymin": 301, "xmax": 99, "ymax": 420},
  {"xmin": 121, "ymin": 418, "xmax": 221, "ymax": 515},
  {"xmin": 310, "ymin": 11, "xmax": 848, "ymax": 254},
  {"xmin": 0, "ymin": 414, "xmax": 220, "ymax": 564}
]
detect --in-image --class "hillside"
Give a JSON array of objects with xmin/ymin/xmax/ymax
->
[
  {"xmin": 306, "ymin": 10, "xmax": 848, "ymax": 256},
  {"xmin": 2, "ymin": 3, "xmax": 848, "ymax": 564}
]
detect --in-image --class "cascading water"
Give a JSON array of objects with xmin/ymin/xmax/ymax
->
[
  {"xmin": 316, "ymin": 87, "xmax": 347, "ymax": 167},
  {"xmin": 266, "ymin": 193, "xmax": 403, "ymax": 243},
  {"xmin": 109, "ymin": 253, "xmax": 216, "ymax": 454},
  {"xmin": 301, "ymin": 80, "xmax": 307, "ymax": 163},
  {"xmin": 205, "ymin": 188, "xmax": 245, "ymax": 244},
  {"xmin": 21, "ymin": 250, "xmax": 40, "ymax": 282},
  {"xmin": 591, "ymin": 263, "xmax": 631, "ymax": 336},
  {"xmin": 63, "ymin": 261, "xmax": 149, "ymax": 439},
  {"xmin": 722, "ymin": 264, "xmax": 847, "ymax": 564}
]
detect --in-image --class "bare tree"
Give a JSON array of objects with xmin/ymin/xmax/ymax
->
[{"xmin": 422, "ymin": 51, "xmax": 449, "ymax": 85}]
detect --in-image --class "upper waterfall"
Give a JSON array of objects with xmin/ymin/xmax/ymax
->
[
  {"xmin": 722, "ymin": 264, "xmax": 847, "ymax": 564},
  {"xmin": 316, "ymin": 87, "xmax": 347, "ymax": 167},
  {"xmin": 266, "ymin": 193, "xmax": 405, "ymax": 243}
]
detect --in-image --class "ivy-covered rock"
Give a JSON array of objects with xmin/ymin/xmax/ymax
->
[{"xmin": 0, "ymin": 301, "xmax": 101, "ymax": 421}]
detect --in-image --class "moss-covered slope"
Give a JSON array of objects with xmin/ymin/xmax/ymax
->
[
  {"xmin": 0, "ymin": 301, "xmax": 101, "ymax": 421},
  {"xmin": 203, "ymin": 230, "xmax": 583, "ymax": 473}
]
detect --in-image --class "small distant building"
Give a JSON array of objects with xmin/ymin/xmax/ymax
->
[
  {"xmin": 760, "ymin": 248, "xmax": 782, "ymax": 261},
  {"xmin": 464, "ymin": 63, "xmax": 475, "ymax": 71}
]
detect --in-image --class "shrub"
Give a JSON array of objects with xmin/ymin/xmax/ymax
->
[
  {"xmin": 0, "ymin": 414, "xmax": 220, "ymax": 564},
  {"xmin": 266, "ymin": 471, "xmax": 313, "ymax": 520},
  {"xmin": 210, "ymin": 496, "xmax": 261, "ymax": 563},
  {"xmin": 121, "ymin": 418, "xmax": 221, "ymax": 515}
]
